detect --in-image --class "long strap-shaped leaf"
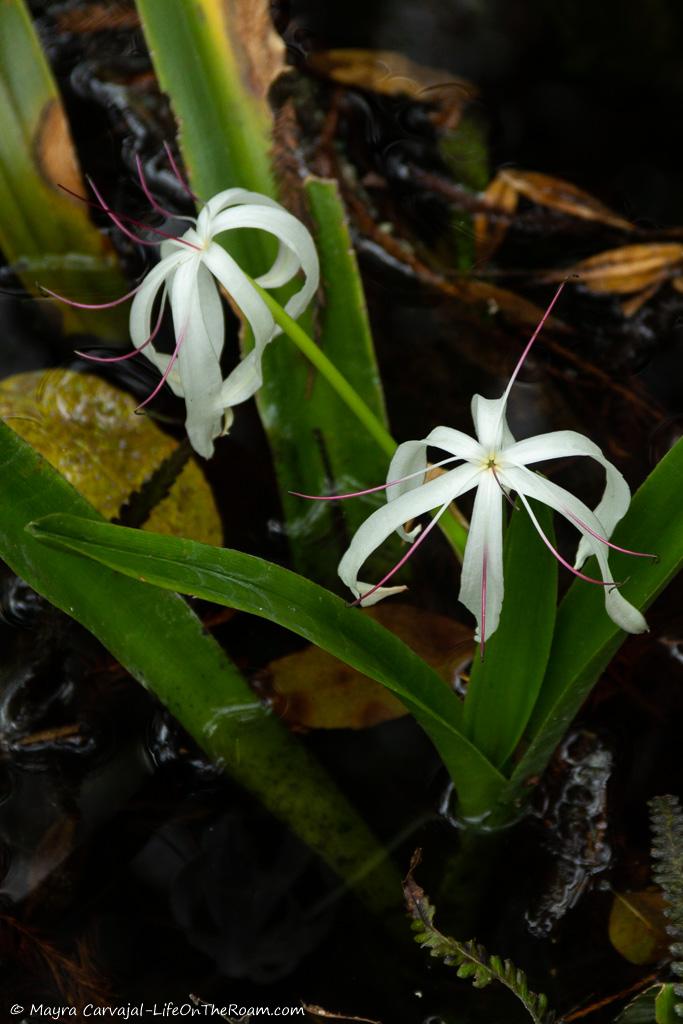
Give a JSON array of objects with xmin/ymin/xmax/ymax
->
[
  {"xmin": 0, "ymin": 0, "xmax": 127, "ymax": 338},
  {"xmin": 28, "ymin": 514, "xmax": 507, "ymax": 819},
  {"xmin": 134, "ymin": 0, "xmax": 395, "ymax": 582},
  {"xmin": 0, "ymin": 420, "xmax": 401, "ymax": 911},
  {"xmin": 501, "ymin": 437, "xmax": 683, "ymax": 819},
  {"xmin": 463, "ymin": 499, "xmax": 557, "ymax": 770}
]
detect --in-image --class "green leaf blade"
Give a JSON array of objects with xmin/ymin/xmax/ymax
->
[
  {"xmin": 29, "ymin": 512, "xmax": 507, "ymax": 818},
  {"xmin": 0, "ymin": 420, "xmax": 402, "ymax": 911},
  {"xmin": 463, "ymin": 499, "xmax": 557, "ymax": 769},
  {"xmin": 504, "ymin": 438, "xmax": 683, "ymax": 813}
]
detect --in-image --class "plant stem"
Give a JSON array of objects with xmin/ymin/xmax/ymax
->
[{"xmin": 252, "ymin": 281, "xmax": 469, "ymax": 561}]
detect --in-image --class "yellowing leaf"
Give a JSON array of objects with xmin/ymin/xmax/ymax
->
[
  {"xmin": 608, "ymin": 888, "xmax": 670, "ymax": 965},
  {"xmin": 262, "ymin": 604, "xmax": 472, "ymax": 730},
  {"xmin": 0, "ymin": 370, "xmax": 221, "ymax": 544}
]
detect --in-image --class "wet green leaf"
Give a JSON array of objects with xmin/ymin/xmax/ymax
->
[
  {"xmin": 0, "ymin": 419, "xmax": 401, "ymax": 912},
  {"xmin": 28, "ymin": 514, "xmax": 507, "ymax": 818}
]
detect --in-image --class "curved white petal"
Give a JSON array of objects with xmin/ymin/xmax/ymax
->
[
  {"xmin": 458, "ymin": 472, "xmax": 504, "ymax": 643},
  {"xmin": 339, "ymin": 463, "xmax": 482, "ymax": 605},
  {"xmin": 501, "ymin": 429, "xmax": 632, "ymax": 568},
  {"xmin": 197, "ymin": 188, "xmax": 286, "ymax": 231},
  {"xmin": 194, "ymin": 262, "xmax": 225, "ymax": 362},
  {"xmin": 208, "ymin": 206, "xmax": 319, "ymax": 327},
  {"xmin": 386, "ymin": 427, "xmax": 484, "ymax": 540},
  {"xmin": 169, "ymin": 258, "xmax": 224, "ymax": 459},
  {"xmin": 501, "ymin": 465, "xmax": 648, "ymax": 634},
  {"xmin": 201, "ymin": 243, "xmax": 276, "ymax": 409},
  {"xmin": 256, "ymin": 241, "xmax": 301, "ymax": 290},
  {"xmin": 129, "ymin": 250, "xmax": 188, "ymax": 348},
  {"xmin": 471, "ymin": 394, "xmax": 515, "ymax": 451}
]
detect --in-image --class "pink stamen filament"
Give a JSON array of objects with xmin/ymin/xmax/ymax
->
[
  {"xmin": 135, "ymin": 321, "xmax": 188, "ymax": 412},
  {"xmin": 135, "ymin": 155, "xmax": 194, "ymax": 224},
  {"xmin": 39, "ymin": 282, "xmax": 142, "ymax": 311},
  {"xmin": 75, "ymin": 295, "xmax": 167, "ymax": 364},
  {"xmin": 58, "ymin": 183, "xmax": 200, "ymax": 251},
  {"xmin": 562, "ymin": 507, "xmax": 657, "ymax": 560},
  {"xmin": 87, "ymin": 176, "xmax": 201, "ymax": 252},
  {"xmin": 163, "ymin": 142, "xmax": 199, "ymax": 201},
  {"xmin": 491, "ymin": 280, "xmax": 568, "ymax": 444},
  {"xmin": 505, "ymin": 280, "xmax": 567, "ymax": 397},
  {"xmin": 291, "ymin": 455, "xmax": 462, "ymax": 502},
  {"xmin": 352, "ymin": 502, "xmax": 449, "ymax": 606},
  {"xmin": 518, "ymin": 492, "xmax": 619, "ymax": 587}
]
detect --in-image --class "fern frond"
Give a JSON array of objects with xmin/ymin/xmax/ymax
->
[
  {"xmin": 649, "ymin": 795, "xmax": 683, "ymax": 1014},
  {"xmin": 403, "ymin": 851, "xmax": 556, "ymax": 1024}
]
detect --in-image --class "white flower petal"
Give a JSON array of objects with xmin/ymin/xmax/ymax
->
[
  {"xmin": 458, "ymin": 472, "xmax": 504, "ymax": 643},
  {"xmin": 256, "ymin": 240, "xmax": 301, "ymax": 290},
  {"xmin": 129, "ymin": 250, "xmax": 188, "ymax": 347},
  {"xmin": 194, "ymin": 263, "xmax": 225, "ymax": 362},
  {"xmin": 198, "ymin": 188, "xmax": 285, "ymax": 230},
  {"xmin": 471, "ymin": 394, "xmax": 515, "ymax": 451},
  {"xmin": 386, "ymin": 427, "xmax": 484, "ymax": 540},
  {"xmin": 501, "ymin": 429, "xmax": 632, "ymax": 568},
  {"xmin": 501, "ymin": 465, "xmax": 648, "ymax": 634},
  {"xmin": 201, "ymin": 243, "xmax": 276, "ymax": 409},
  {"xmin": 169, "ymin": 258, "xmax": 224, "ymax": 459},
  {"xmin": 339, "ymin": 463, "xmax": 482, "ymax": 604},
  {"xmin": 208, "ymin": 206, "xmax": 319, "ymax": 325}
]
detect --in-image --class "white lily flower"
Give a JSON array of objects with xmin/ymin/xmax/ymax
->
[
  {"xmin": 301, "ymin": 286, "xmax": 654, "ymax": 649},
  {"xmin": 43, "ymin": 146, "xmax": 319, "ymax": 459}
]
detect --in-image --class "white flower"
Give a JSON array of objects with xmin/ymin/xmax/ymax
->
[
  {"xmin": 129, "ymin": 188, "xmax": 319, "ymax": 458},
  {"xmin": 44, "ymin": 151, "xmax": 319, "ymax": 459},
  {"xmin": 328, "ymin": 289, "xmax": 653, "ymax": 648}
]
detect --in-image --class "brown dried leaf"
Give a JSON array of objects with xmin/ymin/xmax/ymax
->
[
  {"xmin": 0, "ymin": 370, "xmax": 222, "ymax": 544},
  {"xmin": 608, "ymin": 888, "xmax": 670, "ymax": 965},
  {"xmin": 55, "ymin": 4, "xmax": 140, "ymax": 33},
  {"xmin": 223, "ymin": 0, "xmax": 285, "ymax": 103},
  {"xmin": 499, "ymin": 169, "xmax": 632, "ymax": 230},
  {"xmin": 309, "ymin": 49, "xmax": 475, "ymax": 128},
  {"xmin": 35, "ymin": 99, "xmax": 84, "ymax": 197},
  {"xmin": 264, "ymin": 604, "xmax": 472, "ymax": 730},
  {"xmin": 474, "ymin": 173, "xmax": 519, "ymax": 261},
  {"xmin": 546, "ymin": 243, "xmax": 683, "ymax": 295}
]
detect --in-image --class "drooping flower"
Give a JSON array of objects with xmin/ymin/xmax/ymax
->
[
  {"xmin": 298, "ymin": 284, "xmax": 654, "ymax": 651},
  {"xmin": 42, "ymin": 146, "xmax": 319, "ymax": 459}
]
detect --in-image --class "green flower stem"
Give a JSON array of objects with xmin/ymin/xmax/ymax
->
[{"xmin": 252, "ymin": 281, "xmax": 469, "ymax": 561}]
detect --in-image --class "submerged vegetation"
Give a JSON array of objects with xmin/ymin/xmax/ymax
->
[{"xmin": 0, "ymin": 0, "xmax": 682, "ymax": 1019}]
